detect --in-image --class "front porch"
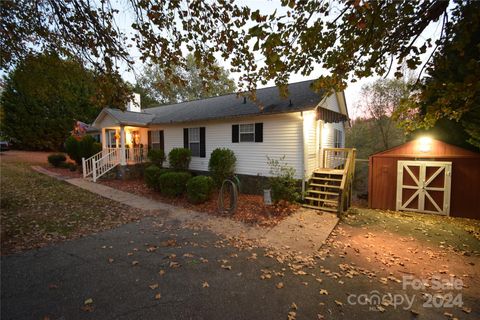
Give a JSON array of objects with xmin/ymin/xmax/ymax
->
[{"xmin": 100, "ymin": 126, "xmax": 149, "ymax": 165}]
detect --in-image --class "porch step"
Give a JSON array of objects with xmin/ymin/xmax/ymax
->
[
  {"xmin": 304, "ymin": 197, "xmax": 338, "ymax": 204},
  {"xmin": 311, "ymin": 176, "xmax": 343, "ymax": 181},
  {"xmin": 306, "ymin": 190, "xmax": 338, "ymax": 196},
  {"xmin": 309, "ymin": 183, "xmax": 341, "ymax": 189},
  {"xmin": 302, "ymin": 204, "xmax": 338, "ymax": 212}
]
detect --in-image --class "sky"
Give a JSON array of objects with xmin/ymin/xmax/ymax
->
[{"xmin": 112, "ymin": 0, "xmax": 444, "ymax": 118}]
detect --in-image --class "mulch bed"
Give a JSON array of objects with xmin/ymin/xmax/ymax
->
[
  {"xmin": 43, "ymin": 165, "xmax": 83, "ymax": 179},
  {"xmin": 99, "ymin": 178, "xmax": 299, "ymax": 227}
]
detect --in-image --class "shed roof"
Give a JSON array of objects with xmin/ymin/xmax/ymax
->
[{"xmin": 370, "ymin": 138, "xmax": 480, "ymax": 158}]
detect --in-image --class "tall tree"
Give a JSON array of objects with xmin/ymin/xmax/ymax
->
[
  {"xmin": 137, "ymin": 54, "xmax": 236, "ymax": 105},
  {"xmin": 358, "ymin": 79, "xmax": 409, "ymax": 150},
  {"xmin": 0, "ymin": 1, "xmax": 459, "ymax": 96},
  {"xmin": 1, "ymin": 53, "xmax": 102, "ymax": 150},
  {"xmin": 396, "ymin": 1, "xmax": 480, "ymax": 149}
]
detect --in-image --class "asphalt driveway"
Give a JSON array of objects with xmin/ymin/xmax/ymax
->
[{"xmin": 3, "ymin": 212, "xmax": 478, "ymax": 320}]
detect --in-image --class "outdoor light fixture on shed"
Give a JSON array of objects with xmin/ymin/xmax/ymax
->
[{"xmin": 418, "ymin": 136, "xmax": 433, "ymax": 153}]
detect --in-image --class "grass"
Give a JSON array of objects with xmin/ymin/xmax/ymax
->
[
  {"xmin": 0, "ymin": 160, "xmax": 146, "ymax": 254},
  {"xmin": 342, "ymin": 207, "xmax": 480, "ymax": 252}
]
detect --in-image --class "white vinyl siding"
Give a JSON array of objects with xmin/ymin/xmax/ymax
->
[
  {"xmin": 334, "ymin": 129, "xmax": 343, "ymax": 148},
  {"xmin": 154, "ymin": 113, "xmax": 304, "ymax": 178}
]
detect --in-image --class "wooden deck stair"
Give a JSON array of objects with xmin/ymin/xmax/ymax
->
[
  {"xmin": 304, "ymin": 170, "xmax": 344, "ymax": 212},
  {"xmin": 303, "ymin": 148, "xmax": 356, "ymax": 214}
]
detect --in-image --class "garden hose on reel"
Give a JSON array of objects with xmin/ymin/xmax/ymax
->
[{"xmin": 217, "ymin": 178, "xmax": 239, "ymax": 215}]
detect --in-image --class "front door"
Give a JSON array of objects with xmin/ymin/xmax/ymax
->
[{"xmin": 396, "ymin": 161, "xmax": 452, "ymax": 215}]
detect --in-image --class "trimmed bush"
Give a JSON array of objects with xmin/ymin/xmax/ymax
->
[
  {"xmin": 208, "ymin": 148, "xmax": 236, "ymax": 186},
  {"xmin": 148, "ymin": 149, "xmax": 165, "ymax": 167},
  {"xmin": 158, "ymin": 171, "xmax": 192, "ymax": 197},
  {"xmin": 48, "ymin": 153, "xmax": 67, "ymax": 167},
  {"xmin": 65, "ymin": 136, "xmax": 81, "ymax": 164},
  {"xmin": 186, "ymin": 176, "xmax": 214, "ymax": 204},
  {"xmin": 168, "ymin": 148, "xmax": 192, "ymax": 171},
  {"xmin": 144, "ymin": 165, "xmax": 173, "ymax": 191},
  {"xmin": 65, "ymin": 135, "xmax": 102, "ymax": 165}
]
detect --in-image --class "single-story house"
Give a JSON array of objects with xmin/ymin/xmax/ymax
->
[
  {"xmin": 369, "ymin": 138, "xmax": 480, "ymax": 219},
  {"xmin": 86, "ymin": 80, "xmax": 355, "ymax": 211}
]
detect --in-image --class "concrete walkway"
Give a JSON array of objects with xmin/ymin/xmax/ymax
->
[{"xmin": 33, "ymin": 167, "xmax": 339, "ymax": 254}]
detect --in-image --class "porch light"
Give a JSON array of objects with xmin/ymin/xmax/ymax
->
[{"xmin": 418, "ymin": 136, "xmax": 433, "ymax": 153}]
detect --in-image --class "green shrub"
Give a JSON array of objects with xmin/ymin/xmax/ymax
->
[
  {"xmin": 48, "ymin": 153, "xmax": 67, "ymax": 167},
  {"xmin": 208, "ymin": 148, "xmax": 236, "ymax": 186},
  {"xmin": 144, "ymin": 165, "xmax": 172, "ymax": 191},
  {"xmin": 148, "ymin": 149, "xmax": 166, "ymax": 167},
  {"xmin": 80, "ymin": 135, "xmax": 102, "ymax": 159},
  {"xmin": 159, "ymin": 172, "xmax": 192, "ymax": 197},
  {"xmin": 65, "ymin": 136, "xmax": 81, "ymax": 164},
  {"xmin": 267, "ymin": 156, "xmax": 300, "ymax": 203},
  {"xmin": 186, "ymin": 176, "xmax": 214, "ymax": 204},
  {"xmin": 168, "ymin": 148, "xmax": 192, "ymax": 171},
  {"xmin": 65, "ymin": 135, "xmax": 102, "ymax": 165}
]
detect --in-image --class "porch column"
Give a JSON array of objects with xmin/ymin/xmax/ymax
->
[
  {"xmin": 101, "ymin": 128, "xmax": 107, "ymax": 150},
  {"xmin": 120, "ymin": 126, "xmax": 126, "ymax": 165}
]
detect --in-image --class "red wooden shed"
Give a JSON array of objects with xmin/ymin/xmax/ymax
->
[{"xmin": 368, "ymin": 138, "xmax": 480, "ymax": 219}]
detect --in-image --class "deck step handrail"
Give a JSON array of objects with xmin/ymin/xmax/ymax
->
[
  {"xmin": 303, "ymin": 147, "xmax": 356, "ymax": 214},
  {"xmin": 92, "ymin": 148, "xmax": 120, "ymax": 182}
]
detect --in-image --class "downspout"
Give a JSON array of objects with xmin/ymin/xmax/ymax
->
[{"xmin": 300, "ymin": 111, "xmax": 307, "ymax": 199}]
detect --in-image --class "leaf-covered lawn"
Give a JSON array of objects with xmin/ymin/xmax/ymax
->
[{"xmin": 0, "ymin": 160, "xmax": 148, "ymax": 255}]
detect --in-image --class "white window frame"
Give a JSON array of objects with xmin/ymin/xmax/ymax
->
[
  {"xmin": 150, "ymin": 130, "xmax": 161, "ymax": 150},
  {"xmin": 188, "ymin": 127, "xmax": 201, "ymax": 157},
  {"xmin": 239, "ymin": 123, "xmax": 255, "ymax": 143},
  {"xmin": 334, "ymin": 129, "xmax": 343, "ymax": 148}
]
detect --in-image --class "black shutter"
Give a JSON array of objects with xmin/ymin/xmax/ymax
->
[
  {"xmin": 255, "ymin": 123, "xmax": 263, "ymax": 142},
  {"xmin": 160, "ymin": 130, "xmax": 165, "ymax": 151},
  {"xmin": 232, "ymin": 124, "xmax": 239, "ymax": 143},
  {"xmin": 147, "ymin": 131, "xmax": 152, "ymax": 150},
  {"xmin": 183, "ymin": 128, "xmax": 189, "ymax": 149},
  {"xmin": 200, "ymin": 127, "xmax": 206, "ymax": 158}
]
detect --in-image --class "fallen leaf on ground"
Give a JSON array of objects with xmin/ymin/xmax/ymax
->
[
  {"xmin": 159, "ymin": 270, "xmax": 166, "ymax": 276},
  {"xmin": 84, "ymin": 298, "xmax": 93, "ymax": 305},
  {"xmin": 276, "ymin": 282, "xmax": 284, "ymax": 289},
  {"xmin": 462, "ymin": 307, "xmax": 471, "ymax": 314},
  {"xmin": 149, "ymin": 283, "xmax": 159, "ymax": 290},
  {"xmin": 319, "ymin": 289, "xmax": 328, "ymax": 295},
  {"xmin": 291, "ymin": 302, "xmax": 298, "ymax": 310},
  {"xmin": 287, "ymin": 311, "xmax": 296, "ymax": 320},
  {"xmin": 132, "ymin": 261, "xmax": 139, "ymax": 266},
  {"xmin": 108, "ymin": 258, "xmax": 114, "ymax": 263},
  {"xmin": 334, "ymin": 300, "xmax": 343, "ymax": 307},
  {"xmin": 155, "ymin": 293, "xmax": 161, "ymax": 300},
  {"xmin": 202, "ymin": 281, "xmax": 209, "ymax": 288},
  {"xmin": 221, "ymin": 264, "xmax": 232, "ymax": 270},
  {"xmin": 169, "ymin": 261, "xmax": 181, "ymax": 268}
]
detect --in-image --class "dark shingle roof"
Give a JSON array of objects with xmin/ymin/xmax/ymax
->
[
  {"xmin": 148, "ymin": 80, "xmax": 325, "ymax": 124},
  {"xmin": 99, "ymin": 80, "xmax": 328, "ymax": 126},
  {"xmin": 104, "ymin": 108, "xmax": 155, "ymax": 126}
]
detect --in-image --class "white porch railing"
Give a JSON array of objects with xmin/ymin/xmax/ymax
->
[
  {"xmin": 82, "ymin": 147, "xmax": 148, "ymax": 182},
  {"xmin": 92, "ymin": 148, "xmax": 120, "ymax": 182}
]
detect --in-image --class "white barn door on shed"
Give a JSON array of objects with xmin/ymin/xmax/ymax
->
[{"xmin": 396, "ymin": 161, "xmax": 452, "ymax": 215}]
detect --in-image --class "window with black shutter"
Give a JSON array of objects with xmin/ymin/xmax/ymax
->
[
  {"xmin": 232, "ymin": 123, "xmax": 263, "ymax": 143},
  {"xmin": 184, "ymin": 127, "xmax": 205, "ymax": 157},
  {"xmin": 149, "ymin": 130, "xmax": 164, "ymax": 150}
]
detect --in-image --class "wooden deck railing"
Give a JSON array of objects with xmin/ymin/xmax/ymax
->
[{"xmin": 320, "ymin": 147, "xmax": 357, "ymax": 213}]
